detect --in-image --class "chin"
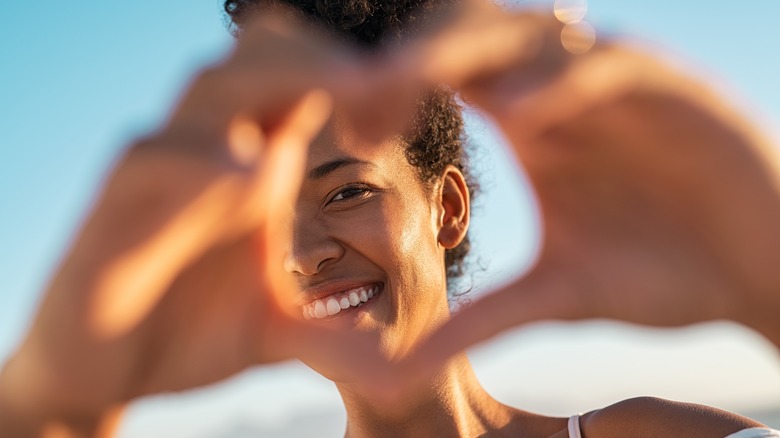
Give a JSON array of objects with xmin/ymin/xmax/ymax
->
[{"xmin": 301, "ymin": 326, "xmax": 397, "ymax": 385}]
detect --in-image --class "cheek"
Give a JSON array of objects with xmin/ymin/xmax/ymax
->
[
  {"xmin": 329, "ymin": 195, "xmax": 444, "ymax": 288},
  {"xmin": 391, "ymin": 199, "xmax": 442, "ymax": 277},
  {"xmin": 374, "ymin": 195, "xmax": 445, "ymax": 295}
]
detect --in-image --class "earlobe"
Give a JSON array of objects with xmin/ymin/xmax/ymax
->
[{"xmin": 437, "ymin": 166, "xmax": 470, "ymax": 249}]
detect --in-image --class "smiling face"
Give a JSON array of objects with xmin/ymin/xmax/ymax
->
[{"xmin": 284, "ymin": 115, "xmax": 469, "ymax": 381}]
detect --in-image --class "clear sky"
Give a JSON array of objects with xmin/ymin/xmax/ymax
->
[{"xmin": 1, "ymin": 1, "xmax": 779, "ymax": 436}]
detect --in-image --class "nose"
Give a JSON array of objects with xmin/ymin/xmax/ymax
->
[{"xmin": 283, "ymin": 218, "xmax": 344, "ymax": 276}]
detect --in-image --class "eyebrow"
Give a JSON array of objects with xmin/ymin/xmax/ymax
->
[{"xmin": 306, "ymin": 157, "xmax": 369, "ymax": 180}]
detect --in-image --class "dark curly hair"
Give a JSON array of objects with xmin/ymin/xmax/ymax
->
[{"xmin": 224, "ymin": 0, "xmax": 478, "ymax": 290}]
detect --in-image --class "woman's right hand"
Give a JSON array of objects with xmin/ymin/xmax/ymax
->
[{"xmin": 0, "ymin": 10, "xmax": 375, "ymax": 437}]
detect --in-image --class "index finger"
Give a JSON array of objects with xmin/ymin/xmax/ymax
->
[
  {"xmin": 387, "ymin": 2, "xmax": 565, "ymax": 89},
  {"xmin": 399, "ymin": 267, "xmax": 583, "ymax": 387}
]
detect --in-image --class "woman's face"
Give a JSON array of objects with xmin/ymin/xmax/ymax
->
[{"xmin": 285, "ymin": 116, "xmax": 467, "ymax": 381}]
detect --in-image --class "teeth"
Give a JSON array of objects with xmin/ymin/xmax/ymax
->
[
  {"xmin": 314, "ymin": 300, "xmax": 327, "ymax": 319},
  {"xmin": 326, "ymin": 298, "xmax": 341, "ymax": 316},
  {"xmin": 348, "ymin": 292, "xmax": 360, "ymax": 306},
  {"xmin": 301, "ymin": 285, "xmax": 381, "ymax": 320}
]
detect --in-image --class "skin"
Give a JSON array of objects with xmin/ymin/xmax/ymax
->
[
  {"xmin": 0, "ymin": 2, "xmax": 778, "ymax": 436},
  {"xmin": 287, "ymin": 117, "xmax": 453, "ymax": 364},
  {"xmin": 389, "ymin": 1, "xmax": 780, "ymax": 390},
  {"xmin": 0, "ymin": 13, "xmax": 390, "ymax": 438},
  {"xmin": 285, "ymin": 109, "xmax": 765, "ymax": 437},
  {"xmin": 287, "ymin": 111, "xmax": 567, "ymax": 437}
]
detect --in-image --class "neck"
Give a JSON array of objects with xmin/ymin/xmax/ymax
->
[{"xmin": 336, "ymin": 354, "xmax": 519, "ymax": 438}]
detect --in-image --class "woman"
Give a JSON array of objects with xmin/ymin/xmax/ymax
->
[
  {"xmin": 0, "ymin": 0, "xmax": 779, "ymax": 437},
  {"xmin": 223, "ymin": 0, "xmax": 776, "ymax": 436}
]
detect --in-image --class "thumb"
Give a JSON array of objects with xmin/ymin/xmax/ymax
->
[
  {"xmin": 400, "ymin": 267, "xmax": 582, "ymax": 386},
  {"xmin": 261, "ymin": 89, "xmax": 334, "ymax": 215},
  {"xmin": 257, "ymin": 90, "xmax": 333, "ymax": 316}
]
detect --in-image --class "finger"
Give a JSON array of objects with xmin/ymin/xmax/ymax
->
[
  {"xmin": 400, "ymin": 267, "xmax": 583, "ymax": 385},
  {"xmin": 387, "ymin": 5, "xmax": 562, "ymax": 90},
  {"xmin": 85, "ymin": 86, "xmax": 330, "ymax": 339},
  {"xmin": 235, "ymin": 5, "xmax": 354, "ymax": 70},
  {"xmin": 385, "ymin": 4, "xmax": 646, "ymax": 144},
  {"xmin": 163, "ymin": 21, "xmax": 364, "ymax": 157},
  {"xmin": 255, "ymin": 90, "xmax": 334, "ymax": 316},
  {"xmin": 475, "ymin": 46, "xmax": 647, "ymax": 144},
  {"xmin": 167, "ymin": 66, "xmax": 341, "ymax": 151}
]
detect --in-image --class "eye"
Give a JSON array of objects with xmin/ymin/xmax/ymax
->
[{"xmin": 329, "ymin": 184, "xmax": 373, "ymax": 203}]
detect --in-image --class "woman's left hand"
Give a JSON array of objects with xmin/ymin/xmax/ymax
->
[{"xmin": 390, "ymin": 0, "xmax": 780, "ymax": 375}]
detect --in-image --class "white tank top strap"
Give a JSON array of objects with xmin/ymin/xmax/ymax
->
[
  {"xmin": 567, "ymin": 414, "xmax": 583, "ymax": 438},
  {"xmin": 565, "ymin": 413, "xmax": 780, "ymax": 437},
  {"xmin": 724, "ymin": 427, "xmax": 780, "ymax": 438}
]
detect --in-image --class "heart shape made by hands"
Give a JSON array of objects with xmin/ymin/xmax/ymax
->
[{"xmin": 3, "ymin": 2, "xmax": 780, "ymax": 432}]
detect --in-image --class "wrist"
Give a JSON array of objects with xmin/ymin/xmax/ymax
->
[
  {"xmin": 731, "ymin": 278, "xmax": 780, "ymax": 351},
  {"xmin": 0, "ymin": 354, "xmax": 124, "ymax": 438},
  {"xmin": 743, "ymin": 304, "xmax": 780, "ymax": 351},
  {"xmin": 0, "ymin": 378, "xmax": 42, "ymax": 438}
]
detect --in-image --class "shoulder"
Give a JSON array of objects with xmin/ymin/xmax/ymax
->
[{"xmin": 580, "ymin": 396, "xmax": 765, "ymax": 438}]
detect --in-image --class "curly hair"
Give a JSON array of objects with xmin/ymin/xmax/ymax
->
[{"xmin": 224, "ymin": 0, "xmax": 478, "ymax": 290}]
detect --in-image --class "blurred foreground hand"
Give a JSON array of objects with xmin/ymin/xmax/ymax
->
[
  {"xmin": 0, "ymin": 10, "xmax": 395, "ymax": 438},
  {"xmin": 395, "ymin": 0, "xmax": 780, "ymax": 384},
  {"xmin": 2, "ymin": 1, "xmax": 780, "ymax": 434}
]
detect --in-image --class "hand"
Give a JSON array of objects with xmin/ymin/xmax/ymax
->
[
  {"xmin": 0, "ymin": 10, "xmax": 384, "ymax": 436},
  {"xmin": 392, "ymin": 1, "xmax": 780, "ymax": 376}
]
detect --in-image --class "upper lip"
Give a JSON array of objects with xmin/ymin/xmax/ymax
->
[{"xmin": 297, "ymin": 279, "xmax": 383, "ymax": 306}]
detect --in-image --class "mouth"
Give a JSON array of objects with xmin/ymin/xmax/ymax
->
[{"xmin": 301, "ymin": 283, "xmax": 382, "ymax": 320}]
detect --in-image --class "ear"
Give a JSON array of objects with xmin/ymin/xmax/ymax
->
[{"xmin": 437, "ymin": 165, "xmax": 470, "ymax": 249}]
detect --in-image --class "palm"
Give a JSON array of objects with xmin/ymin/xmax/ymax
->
[
  {"xmin": 118, "ymin": 234, "xmax": 289, "ymax": 397},
  {"xmin": 405, "ymin": 41, "xmax": 780, "ymax": 378},
  {"xmin": 515, "ymin": 92, "xmax": 749, "ymax": 324},
  {"xmin": 11, "ymin": 149, "xmax": 297, "ymax": 417},
  {"xmin": 402, "ymin": 4, "xmax": 780, "ymax": 324},
  {"xmin": 484, "ymin": 51, "xmax": 780, "ymax": 327}
]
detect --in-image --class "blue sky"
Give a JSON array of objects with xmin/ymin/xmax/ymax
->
[{"xmin": 1, "ymin": 1, "xmax": 779, "ymax": 436}]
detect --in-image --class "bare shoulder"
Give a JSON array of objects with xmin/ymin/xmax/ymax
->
[{"xmin": 580, "ymin": 396, "xmax": 765, "ymax": 438}]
